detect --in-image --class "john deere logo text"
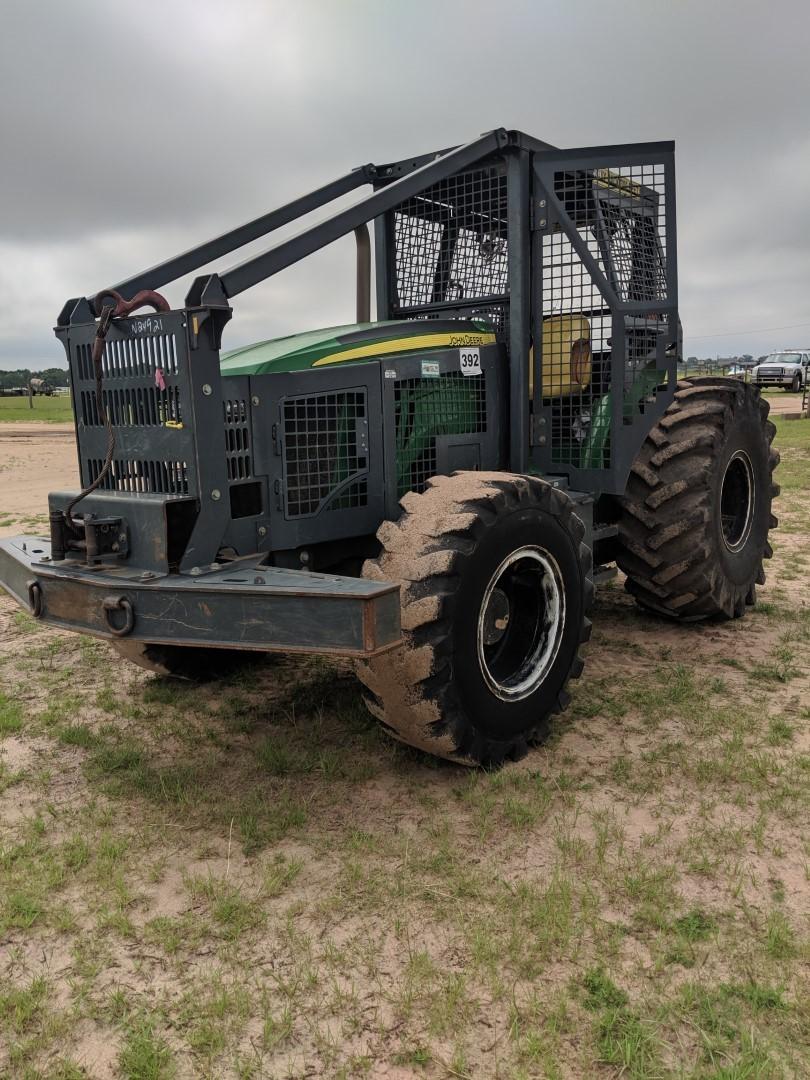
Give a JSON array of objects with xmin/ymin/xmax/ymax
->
[{"xmin": 448, "ymin": 335, "xmax": 486, "ymax": 347}]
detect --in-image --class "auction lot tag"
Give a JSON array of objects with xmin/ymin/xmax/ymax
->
[{"xmin": 459, "ymin": 347, "xmax": 481, "ymax": 376}]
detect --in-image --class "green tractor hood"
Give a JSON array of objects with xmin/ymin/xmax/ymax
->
[{"xmin": 220, "ymin": 319, "xmax": 497, "ymax": 376}]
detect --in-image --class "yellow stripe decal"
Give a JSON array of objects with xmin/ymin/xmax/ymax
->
[{"xmin": 311, "ymin": 332, "xmax": 497, "ymax": 367}]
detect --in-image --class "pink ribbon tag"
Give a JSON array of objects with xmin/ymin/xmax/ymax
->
[{"xmin": 154, "ymin": 368, "xmax": 167, "ymax": 391}]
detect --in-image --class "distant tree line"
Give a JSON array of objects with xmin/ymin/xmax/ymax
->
[{"xmin": 0, "ymin": 367, "xmax": 70, "ymax": 390}]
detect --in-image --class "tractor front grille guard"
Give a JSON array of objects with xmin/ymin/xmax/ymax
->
[
  {"xmin": 55, "ymin": 303, "xmax": 237, "ymax": 572},
  {"xmin": 532, "ymin": 149, "xmax": 678, "ymax": 492},
  {"xmin": 62, "ymin": 311, "xmax": 200, "ymax": 498}
]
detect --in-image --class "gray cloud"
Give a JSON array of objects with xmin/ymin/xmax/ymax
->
[{"xmin": 1, "ymin": 0, "xmax": 809, "ymax": 367}]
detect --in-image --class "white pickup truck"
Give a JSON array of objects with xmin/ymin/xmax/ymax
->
[{"xmin": 752, "ymin": 350, "xmax": 809, "ymax": 391}]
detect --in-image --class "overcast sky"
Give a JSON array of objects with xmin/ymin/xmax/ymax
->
[{"xmin": 1, "ymin": 0, "xmax": 809, "ymax": 369}]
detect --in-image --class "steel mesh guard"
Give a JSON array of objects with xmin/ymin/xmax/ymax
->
[
  {"xmin": 540, "ymin": 159, "xmax": 671, "ymax": 472},
  {"xmin": 392, "ymin": 164, "xmax": 509, "ymax": 317},
  {"xmin": 394, "ymin": 371, "xmax": 487, "ymax": 496},
  {"xmin": 281, "ymin": 389, "xmax": 369, "ymax": 517}
]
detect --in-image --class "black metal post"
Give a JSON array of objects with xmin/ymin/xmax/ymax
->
[
  {"xmin": 506, "ymin": 150, "xmax": 531, "ymax": 473},
  {"xmin": 354, "ymin": 224, "xmax": 371, "ymax": 323}
]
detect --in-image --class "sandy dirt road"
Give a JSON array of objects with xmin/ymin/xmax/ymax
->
[
  {"xmin": 766, "ymin": 391, "xmax": 807, "ymax": 417},
  {"xmin": 0, "ymin": 426, "xmax": 78, "ymax": 537}
]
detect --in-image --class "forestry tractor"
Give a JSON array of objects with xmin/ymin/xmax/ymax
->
[{"xmin": 0, "ymin": 129, "xmax": 779, "ymax": 764}]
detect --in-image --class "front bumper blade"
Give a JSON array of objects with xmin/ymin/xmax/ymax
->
[{"xmin": 0, "ymin": 537, "xmax": 401, "ymax": 658}]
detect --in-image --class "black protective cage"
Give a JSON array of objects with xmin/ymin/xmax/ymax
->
[{"xmin": 58, "ymin": 128, "xmax": 679, "ymax": 508}]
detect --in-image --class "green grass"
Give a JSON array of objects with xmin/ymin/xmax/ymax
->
[
  {"xmin": 0, "ymin": 691, "xmax": 24, "ymax": 735},
  {"xmin": 118, "ymin": 1020, "xmax": 175, "ymax": 1080},
  {"xmin": 0, "ymin": 394, "xmax": 74, "ymax": 423},
  {"xmin": 773, "ymin": 416, "xmax": 810, "ymax": 449}
]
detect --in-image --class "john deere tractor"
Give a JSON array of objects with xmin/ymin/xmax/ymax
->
[{"xmin": 0, "ymin": 129, "xmax": 778, "ymax": 764}]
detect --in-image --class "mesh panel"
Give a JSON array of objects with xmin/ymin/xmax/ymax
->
[
  {"xmin": 328, "ymin": 479, "xmax": 368, "ymax": 511},
  {"xmin": 282, "ymin": 390, "xmax": 368, "ymax": 517},
  {"xmin": 411, "ymin": 303, "xmax": 508, "ymax": 333},
  {"xmin": 590, "ymin": 167, "xmax": 669, "ymax": 302},
  {"xmin": 392, "ymin": 165, "xmax": 508, "ymax": 316},
  {"xmin": 542, "ymin": 161, "xmax": 670, "ymax": 470},
  {"xmin": 394, "ymin": 371, "xmax": 487, "ymax": 496}
]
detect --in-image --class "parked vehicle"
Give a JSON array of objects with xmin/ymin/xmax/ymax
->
[{"xmin": 752, "ymin": 351, "xmax": 809, "ymax": 391}]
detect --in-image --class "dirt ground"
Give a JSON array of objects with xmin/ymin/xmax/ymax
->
[
  {"xmin": 0, "ymin": 425, "xmax": 77, "ymax": 537},
  {"xmin": 764, "ymin": 392, "xmax": 808, "ymax": 418},
  {"xmin": 0, "ymin": 419, "xmax": 809, "ymax": 1079}
]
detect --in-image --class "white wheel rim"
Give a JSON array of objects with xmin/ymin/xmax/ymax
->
[
  {"xmin": 476, "ymin": 545, "xmax": 566, "ymax": 701},
  {"xmin": 720, "ymin": 449, "xmax": 755, "ymax": 553}
]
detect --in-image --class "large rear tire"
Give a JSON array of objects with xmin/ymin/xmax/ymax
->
[
  {"xmin": 356, "ymin": 472, "xmax": 592, "ymax": 765},
  {"xmin": 617, "ymin": 377, "xmax": 779, "ymax": 620}
]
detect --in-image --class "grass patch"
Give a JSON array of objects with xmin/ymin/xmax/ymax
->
[
  {"xmin": 582, "ymin": 967, "xmax": 628, "ymax": 1011},
  {"xmin": 672, "ymin": 908, "xmax": 715, "ymax": 942},
  {"xmin": 0, "ymin": 395, "xmax": 73, "ymax": 423},
  {"xmin": 593, "ymin": 1000, "xmax": 663, "ymax": 1078},
  {"xmin": 118, "ymin": 1019, "xmax": 175, "ymax": 1080},
  {"xmin": 57, "ymin": 723, "xmax": 101, "ymax": 749},
  {"xmin": 0, "ymin": 976, "xmax": 48, "ymax": 1034},
  {"xmin": 0, "ymin": 691, "xmax": 23, "ymax": 735}
]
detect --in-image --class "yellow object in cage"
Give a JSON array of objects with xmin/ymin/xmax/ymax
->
[{"xmin": 529, "ymin": 315, "xmax": 592, "ymax": 398}]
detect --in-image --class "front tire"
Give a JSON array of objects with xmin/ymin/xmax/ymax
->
[
  {"xmin": 791, "ymin": 372, "xmax": 802, "ymax": 392},
  {"xmin": 356, "ymin": 472, "xmax": 592, "ymax": 765},
  {"xmin": 617, "ymin": 377, "xmax": 779, "ymax": 620}
]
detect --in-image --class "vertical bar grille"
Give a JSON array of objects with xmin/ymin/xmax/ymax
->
[
  {"xmin": 80, "ymin": 385, "xmax": 182, "ymax": 427},
  {"xmin": 86, "ymin": 458, "xmax": 189, "ymax": 494},
  {"xmin": 76, "ymin": 333, "xmax": 179, "ymax": 380},
  {"xmin": 223, "ymin": 398, "xmax": 252, "ymax": 480},
  {"xmin": 68, "ymin": 313, "xmax": 197, "ymax": 498}
]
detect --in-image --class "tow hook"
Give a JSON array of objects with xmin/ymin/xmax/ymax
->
[
  {"xmin": 102, "ymin": 595, "xmax": 135, "ymax": 637},
  {"xmin": 27, "ymin": 580, "xmax": 43, "ymax": 618}
]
